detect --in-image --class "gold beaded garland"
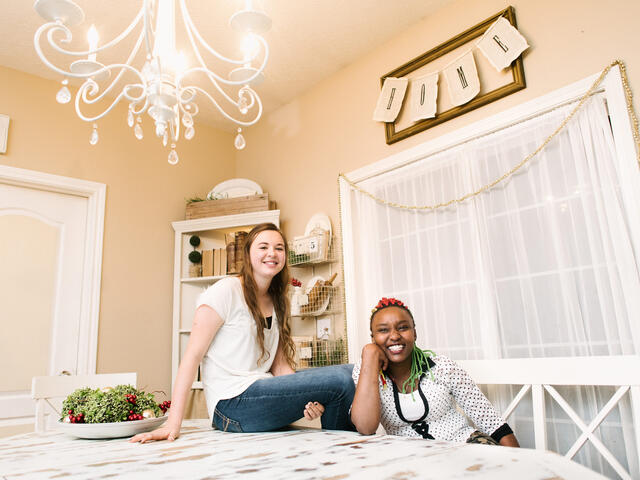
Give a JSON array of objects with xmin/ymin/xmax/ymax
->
[{"xmin": 339, "ymin": 60, "xmax": 640, "ymax": 212}]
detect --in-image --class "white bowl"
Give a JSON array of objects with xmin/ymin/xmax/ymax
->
[{"xmin": 57, "ymin": 415, "xmax": 167, "ymax": 439}]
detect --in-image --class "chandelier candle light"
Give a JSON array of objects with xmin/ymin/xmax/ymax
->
[{"xmin": 33, "ymin": 0, "xmax": 271, "ymax": 164}]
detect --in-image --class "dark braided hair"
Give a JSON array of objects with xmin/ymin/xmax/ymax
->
[{"xmin": 370, "ymin": 297, "xmax": 435, "ymax": 393}]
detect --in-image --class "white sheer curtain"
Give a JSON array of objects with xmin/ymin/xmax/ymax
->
[{"xmin": 347, "ymin": 94, "xmax": 640, "ymax": 477}]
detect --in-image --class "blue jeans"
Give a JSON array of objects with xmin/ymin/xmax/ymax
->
[{"xmin": 213, "ymin": 364, "xmax": 355, "ymax": 432}]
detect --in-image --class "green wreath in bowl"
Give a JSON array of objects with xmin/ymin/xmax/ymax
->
[{"xmin": 61, "ymin": 384, "xmax": 170, "ymax": 424}]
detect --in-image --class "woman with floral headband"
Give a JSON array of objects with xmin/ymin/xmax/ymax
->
[{"xmin": 350, "ymin": 297, "xmax": 519, "ymax": 446}]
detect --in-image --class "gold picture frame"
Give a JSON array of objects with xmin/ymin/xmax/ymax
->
[{"xmin": 382, "ymin": 6, "xmax": 526, "ymax": 145}]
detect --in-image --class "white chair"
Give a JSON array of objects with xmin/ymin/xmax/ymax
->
[
  {"xmin": 458, "ymin": 356, "xmax": 640, "ymax": 480},
  {"xmin": 31, "ymin": 372, "xmax": 137, "ymax": 433}
]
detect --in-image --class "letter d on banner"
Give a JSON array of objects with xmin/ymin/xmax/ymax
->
[{"xmin": 443, "ymin": 51, "xmax": 480, "ymax": 107}]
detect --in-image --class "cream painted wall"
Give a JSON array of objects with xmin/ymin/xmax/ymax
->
[
  {"xmin": 236, "ymin": 0, "xmax": 640, "ymax": 240},
  {"xmin": 0, "ymin": 66, "xmax": 235, "ymax": 417}
]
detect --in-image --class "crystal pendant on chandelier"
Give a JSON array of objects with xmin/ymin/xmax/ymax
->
[
  {"xmin": 238, "ymin": 96, "xmax": 249, "ymax": 115},
  {"xmin": 56, "ymin": 79, "xmax": 71, "ymax": 104},
  {"xmin": 182, "ymin": 111, "xmax": 193, "ymax": 128},
  {"xmin": 234, "ymin": 128, "xmax": 246, "ymax": 150},
  {"xmin": 134, "ymin": 117, "xmax": 143, "ymax": 140},
  {"xmin": 162, "ymin": 130, "xmax": 168, "ymax": 147},
  {"xmin": 127, "ymin": 107, "xmax": 135, "ymax": 127},
  {"xmin": 89, "ymin": 123, "xmax": 99, "ymax": 145},
  {"xmin": 168, "ymin": 144, "xmax": 179, "ymax": 165},
  {"xmin": 184, "ymin": 126, "xmax": 195, "ymax": 140}
]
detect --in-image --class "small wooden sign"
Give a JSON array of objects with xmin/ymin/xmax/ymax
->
[{"xmin": 185, "ymin": 193, "xmax": 275, "ymax": 220}]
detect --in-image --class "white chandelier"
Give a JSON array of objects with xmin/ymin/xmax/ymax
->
[{"xmin": 33, "ymin": 0, "xmax": 271, "ymax": 164}]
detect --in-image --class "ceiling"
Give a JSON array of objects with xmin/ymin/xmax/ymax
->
[{"xmin": 0, "ymin": 0, "xmax": 451, "ymax": 131}]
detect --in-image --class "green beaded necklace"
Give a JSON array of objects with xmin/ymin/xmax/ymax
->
[{"xmin": 400, "ymin": 347, "xmax": 436, "ymax": 397}]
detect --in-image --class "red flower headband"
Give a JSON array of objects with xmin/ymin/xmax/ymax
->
[{"xmin": 370, "ymin": 297, "xmax": 411, "ymax": 316}]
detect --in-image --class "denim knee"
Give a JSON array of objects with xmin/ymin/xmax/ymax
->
[{"xmin": 333, "ymin": 365, "xmax": 355, "ymax": 399}]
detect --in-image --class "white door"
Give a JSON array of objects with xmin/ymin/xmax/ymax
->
[{"xmin": 0, "ymin": 166, "xmax": 105, "ymax": 427}]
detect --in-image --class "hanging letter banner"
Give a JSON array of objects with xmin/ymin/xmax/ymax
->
[
  {"xmin": 373, "ymin": 77, "xmax": 408, "ymax": 122},
  {"xmin": 443, "ymin": 51, "xmax": 480, "ymax": 107},
  {"xmin": 477, "ymin": 17, "xmax": 529, "ymax": 71},
  {"xmin": 409, "ymin": 72, "xmax": 438, "ymax": 122}
]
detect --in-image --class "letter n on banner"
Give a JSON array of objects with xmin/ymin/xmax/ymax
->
[
  {"xmin": 373, "ymin": 77, "xmax": 408, "ymax": 122},
  {"xmin": 410, "ymin": 72, "xmax": 438, "ymax": 122},
  {"xmin": 443, "ymin": 51, "xmax": 480, "ymax": 107},
  {"xmin": 477, "ymin": 17, "xmax": 529, "ymax": 70}
]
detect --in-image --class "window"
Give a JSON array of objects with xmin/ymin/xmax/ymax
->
[{"xmin": 341, "ymin": 68, "xmax": 640, "ymax": 477}]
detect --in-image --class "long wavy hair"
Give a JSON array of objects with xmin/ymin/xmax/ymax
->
[{"xmin": 240, "ymin": 223, "xmax": 296, "ymax": 368}]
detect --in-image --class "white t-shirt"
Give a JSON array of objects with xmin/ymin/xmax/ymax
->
[{"xmin": 196, "ymin": 277, "xmax": 279, "ymax": 419}]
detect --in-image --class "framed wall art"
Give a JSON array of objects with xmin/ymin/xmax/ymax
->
[{"xmin": 380, "ymin": 6, "xmax": 527, "ymax": 145}]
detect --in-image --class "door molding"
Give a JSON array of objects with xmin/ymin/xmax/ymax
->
[{"xmin": 0, "ymin": 165, "xmax": 106, "ymax": 374}]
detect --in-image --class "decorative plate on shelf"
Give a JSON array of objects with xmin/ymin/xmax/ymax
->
[
  {"xmin": 57, "ymin": 416, "xmax": 167, "ymax": 439},
  {"xmin": 207, "ymin": 178, "xmax": 263, "ymax": 200},
  {"xmin": 304, "ymin": 213, "xmax": 332, "ymax": 245}
]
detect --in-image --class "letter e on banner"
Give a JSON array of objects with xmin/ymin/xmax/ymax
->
[
  {"xmin": 443, "ymin": 51, "xmax": 480, "ymax": 107},
  {"xmin": 477, "ymin": 17, "xmax": 529, "ymax": 71},
  {"xmin": 373, "ymin": 77, "xmax": 409, "ymax": 122},
  {"xmin": 410, "ymin": 72, "xmax": 438, "ymax": 122}
]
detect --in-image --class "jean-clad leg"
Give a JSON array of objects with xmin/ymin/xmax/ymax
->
[{"xmin": 213, "ymin": 364, "xmax": 354, "ymax": 432}]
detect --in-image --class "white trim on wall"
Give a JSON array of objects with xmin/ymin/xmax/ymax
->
[
  {"xmin": 0, "ymin": 165, "xmax": 106, "ymax": 374},
  {"xmin": 339, "ymin": 65, "xmax": 640, "ymax": 362}
]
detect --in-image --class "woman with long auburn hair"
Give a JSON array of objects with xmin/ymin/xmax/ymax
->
[{"xmin": 132, "ymin": 223, "xmax": 354, "ymax": 442}]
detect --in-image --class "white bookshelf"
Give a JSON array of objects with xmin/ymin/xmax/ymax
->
[{"xmin": 171, "ymin": 210, "xmax": 280, "ymax": 391}]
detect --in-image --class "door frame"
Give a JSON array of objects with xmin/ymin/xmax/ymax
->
[{"xmin": 0, "ymin": 165, "xmax": 106, "ymax": 376}]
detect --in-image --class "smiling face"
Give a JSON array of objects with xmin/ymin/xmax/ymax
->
[
  {"xmin": 370, "ymin": 306, "xmax": 416, "ymax": 366},
  {"xmin": 249, "ymin": 229, "xmax": 286, "ymax": 281}
]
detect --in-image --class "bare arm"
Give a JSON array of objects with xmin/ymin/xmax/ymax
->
[
  {"xmin": 350, "ymin": 344, "xmax": 387, "ymax": 435},
  {"xmin": 130, "ymin": 305, "xmax": 223, "ymax": 443},
  {"xmin": 269, "ymin": 341, "xmax": 295, "ymax": 376},
  {"xmin": 499, "ymin": 433, "xmax": 520, "ymax": 447}
]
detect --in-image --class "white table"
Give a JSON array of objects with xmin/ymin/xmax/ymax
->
[{"xmin": 1, "ymin": 420, "xmax": 605, "ymax": 479}]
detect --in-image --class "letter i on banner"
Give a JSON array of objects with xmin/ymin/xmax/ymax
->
[
  {"xmin": 477, "ymin": 17, "xmax": 529, "ymax": 71},
  {"xmin": 373, "ymin": 77, "xmax": 408, "ymax": 122},
  {"xmin": 410, "ymin": 72, "xmax": 438, "ymax": 122},
  {"xmin": 443, "ymin": 51, "xmax": 480, "ymax": 106}
]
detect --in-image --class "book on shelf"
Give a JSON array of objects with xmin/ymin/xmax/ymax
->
[
  {"xmin": 226, "ymin": 234, "xmax": 236, "ymax": 274},
  {"xmin": 220, "ymin": 246, "xmax": 228, "ymax": 275},
  {"xmin": 235, "ymin": 231, "xmax": 248, "ymax": 273},
  {"xmin": 202, "ymin": 249, "xmax": 214, "ymax": 277},
  {"xmin": 213, "ymin": 248, "xmax": 221, "ymax": 276}
]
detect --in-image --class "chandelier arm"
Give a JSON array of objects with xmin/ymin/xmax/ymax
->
[
  {"xmin": 143, "ymin": 0, "xmax": 153, "ymax": 56},
  {"xmin": 129, "ymin": 94, "xmax": 149, "ymax": 115},
  {"xmin": 83, "ymin": 28, "xmax": 147, "ymax": 104},
  {"xmin": 38, "ymin": 7, "xmax": 145, "ymax": 59},
  {"xmin": 177, "ymin": 67, "xmax": 236, "ymax": 106},
  {"xmin": 179, "ymin": 0, "xmax": 267, "ymax": 69},
  {"xmin": 74, "ymin": 80, "xmax": 132, "ymax": 123},
  {"xmin": 187, "ymin": 36, "xmax": 269, "ymax": 87},
  {"xmin": 76, "ymin": 64, "xmax": 146, "ymax": 106},
  {"xmin": 187, "ymin": 86, "xmax": 263, "ymax": 127}
]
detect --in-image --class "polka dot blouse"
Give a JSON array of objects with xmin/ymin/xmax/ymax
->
[{"xmin": 352, "ymin": 354, "xmax": 512, "ymax": 443}]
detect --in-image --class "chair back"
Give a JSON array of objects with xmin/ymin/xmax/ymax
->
[
  {"xmin": 31, "ymin": 373, "xmax": 136, "ymax": 433},
  {"xmin": 458, "ymin": 356, "xmax": 640, "ymax": 480}
]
